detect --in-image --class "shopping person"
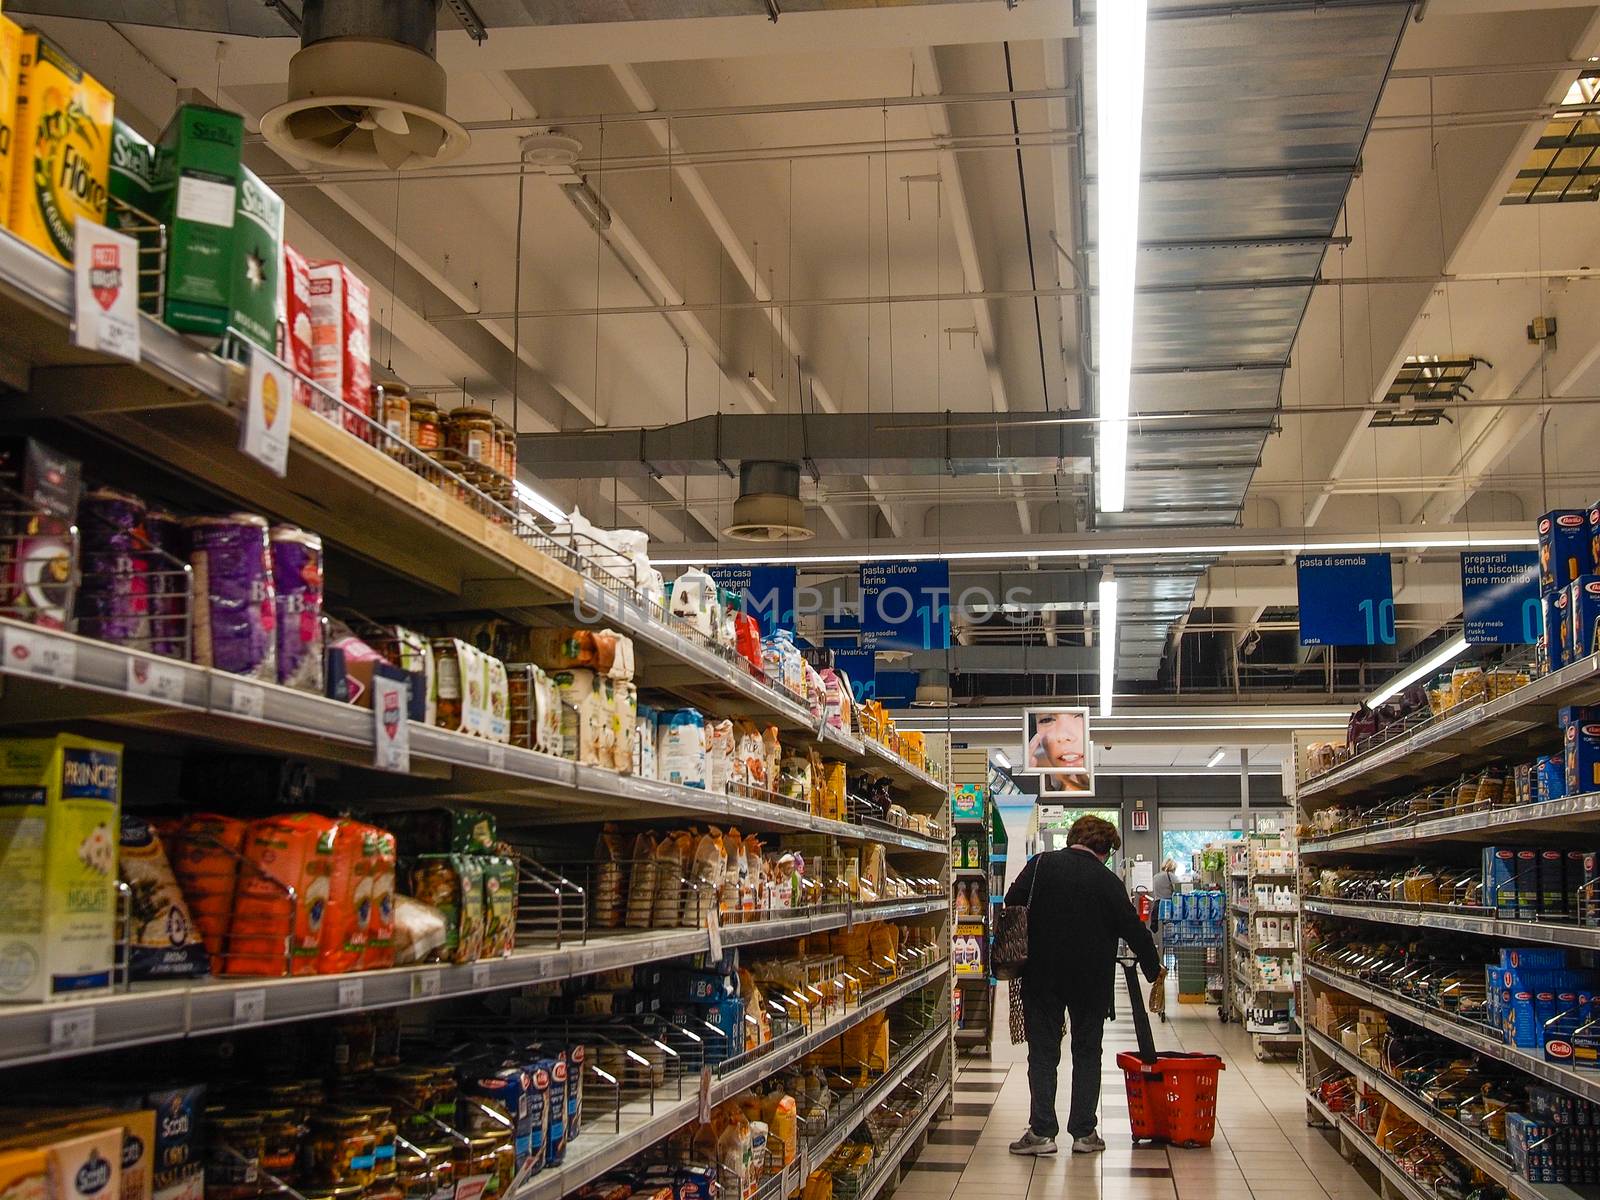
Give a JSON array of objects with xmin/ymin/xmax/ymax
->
[
  {"xmin": 1006, "ymin": 815, "xmax": 1164, "ymax": 1156},
  {"xmin": 1150, "ymin": 858, "xmax": 1180, "ymax": 931}
]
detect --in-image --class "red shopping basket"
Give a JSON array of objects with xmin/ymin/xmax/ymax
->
[{"xmin": 1116, "ymin": 1051, "xmax": 1225, "ymax": 1147}]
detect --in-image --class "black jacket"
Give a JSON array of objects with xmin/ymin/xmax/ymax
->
[{"xmin": 1004, "ymin": 847, "xmax": 1162, "ymax": 1010}]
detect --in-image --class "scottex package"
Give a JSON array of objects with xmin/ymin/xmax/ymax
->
[{"xmin": 224, "ymin": 812, "xmax": 338, "ymax": 976}]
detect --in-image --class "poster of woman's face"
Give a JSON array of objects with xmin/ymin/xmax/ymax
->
[{"xmin": 1021, "ymin": 707, "xmax": 1095, "ymax": 795}]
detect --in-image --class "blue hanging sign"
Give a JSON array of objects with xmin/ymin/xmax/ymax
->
[
  {"xmin": 859, "ymin": 561, "xmax": 950, "ymax": 650},
  {"xmin": 832, "ymin": 648, "xmax": 876, "ymax": 705},
  {"xmin": 707, "ymin": 565, "xmax": 796, "ymax": 635},
  {"xmin": 1461, "ymin": 551, "xmax": 1542, "ymax": 645},
  {"xmin": 1296, "ymin": 553, "xmax": 1395, "ymax": 646}
]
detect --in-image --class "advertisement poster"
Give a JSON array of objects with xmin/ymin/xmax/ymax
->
[{"xmin": 1020, "ymin": 706, "xmax": 1094, "ymax": 796}]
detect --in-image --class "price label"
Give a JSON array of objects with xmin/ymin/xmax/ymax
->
[
  {"xmin": 233, "ymin": 988, "xmax": 266, "ymax": 1026},
  {"xmin": 535, "ymin": 957, "xmax": 554, "ymax": 981},
  {"xmin": 414, "ymin": 481, "xmax": 448, "ymax": 521},
  {"xmin": 72, "ymin": 219, "xmax": 140, "ymax": 362},
  {"xmin": 230, "ymin": 681, "xmax": 265, "ymax": 720},
  {"xmin": 410, "ymin": 971, "xmax": 441, "ymax": 1000},
  {"xmin": 126, "ymin": 656, "xmax": 186, "ymax": 704},
  {"xmin": 487, "ymin": 745, "xmax": 507, "ymax": 772},
  {"xmin": 49, "ymin": 1008, "xmax": 95, "ymax": 1052},
  {"xmin": 239, "ymin": 344, "xmax": 291, "ymax": 477},
  {"xmin": 471, "ymin": 964, "xmax": 490, "ymax": 990},
  {"xmin": 337, "ymin": 979, "xmax": 364, "ymax": 1011},
  {"xmin": 578, "ymin": 950, "xmax": 596, "ymax": 974},
  {"xmin": 2, "ymin": 626, "xmax": 77, "ymax": 680}
]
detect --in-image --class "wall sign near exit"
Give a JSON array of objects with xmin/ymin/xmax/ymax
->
[
  {"xmin": 1460, "ymin": 551, "xmax": 1541, "ymax": 644},
  {"xmin": 1295, "ymin": 553, "xmax": 1395, "ymax": 646},
  {"xmin": 1131, "ymin": 807, "xmax": 1150, "ymax": 832}
]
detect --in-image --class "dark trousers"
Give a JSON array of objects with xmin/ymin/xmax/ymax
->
[{"xmin": 1022, "ymin": 974, "xmax": 1106, "ymax": 1140}]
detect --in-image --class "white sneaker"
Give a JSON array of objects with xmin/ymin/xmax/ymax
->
[
  {"xmin": 1009, "ymin": 1129, "xmax": 1058, "ymax": 1155},
  {"xmin": 1071, "ymin": 1133, "xmax": 1106, "ymax": 1154}
]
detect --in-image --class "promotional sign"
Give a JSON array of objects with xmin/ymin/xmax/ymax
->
[
  {"xmin": 860, "ymin": 561, "xmax": 949, "ymax": 650},
  {"xmin": 832, "ymin": 648, "xmax": 876, "ymax": 704},
  {"xmin": 708, "ymin": 565, "xmax": 796, "ymax": 635},
  {"xmin": 372, "ymin": 674, "xmax": 410, "ymax": 773},
  {"xmin": 1020, "ymin": 706, "xmax": 1094, "ymax": 796},
  {"xmin": 72, "ymin": 217, "xmax": 140, "ymax": 362},
  {"xmin": 1296, "ymin": 553, "xmax": 1395, "ymax": 646},
  {"xmin": 1461, "ymin": 550, "xmax": 1541, "ymax": 644},
  {"xmin": 239, "ymin": 343, "xmax": 291, "ymax": 476}
]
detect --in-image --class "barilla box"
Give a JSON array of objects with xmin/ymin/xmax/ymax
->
[
  {"xmin": 0, "ymin": 735, "xmax": 122, "ymax": 1002},
  {"xmin": 1502, "ymin": 946, "xmax": 1569, "ymax": 970},
  {"xmin": 1544, "ymin": 510, "xmax": 1594, "ymax": 595},
  {"xmin": 1572, "ymin": 850, "xmax": 1591, "ymax": 916},
  {"xmin": 1548, "ymin": 588, "xmax": 1572, "ymax": 673},
  {"xmin": 1520, "ymin": 849, "xmax": 1541, "ymax": 916},
  {"xmin": 0, "ymin": 16, "xmax": 22, "ymax": 230},
  {"xmin": 227, "ymin": 167, "xmax": 281, "ymax": 353},
  {"xmin": 152, "ymin": 103, "xmax": 243, "ymax": 337},
  {"xmin": 106, "ymin": 119, "xmax": 158, "ymax": 313},
  {"xmin": 1543, "ymin": 849, "xmax": 1571, "ymax": 914},
  {"xmin": 9, "ymin": 32, "xmax": 113, "ymax": 267},
  {"xmin": 1510, "ymin": 985, "xmax": 1542, "ymax": 1046},
  {"xmin": 1574, "ymin": 578, "xmax": 1600, "ymax": 664},
  {"xmin": 1590, "ymin": 501, "xmax": 1600, "ymax": 573},
  {"xmin": 1543, "ymin": 752, "xmax": 1570, "ymax": 802},
  {"xmin": 1486, "ymin": 847, "xmax": 1521, "ymax": 914},
  {"xmin": 306, "ymin": 259, "xmax": 372, "ymax": 435},
  {"xmin": 1570, "ymin": 720, "xmax": 1600, "ymax": 797},
  {"xmin": 1585, "ymin": 854, "xmax": 1600, "ymax": 927}
]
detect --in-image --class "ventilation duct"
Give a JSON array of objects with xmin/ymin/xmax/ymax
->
[
  {"xmin": 911, "ymin": 669, "xmax": 954, "ymax": 709},
  {"xmin": 722, "ymin": 461, "xmax": 813, "ymax": 543},
  {"xmin": 261, "ymin": 0, "xmax": 470, "ymax": 170}
]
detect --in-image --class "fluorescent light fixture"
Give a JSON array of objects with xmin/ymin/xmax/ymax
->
[
  {"xmin": 992, "ymin": 750, "xmax": 1012, "ymax": 771},
  {"xmin": 1099, "ymin": 570, "xmax": 1118, "ymax": 716},
  {"xmin": 888, "ymin": 722, "xmax": 1344, "ymax": 733},
  {"xmin": 1094, "ymin": 0, "xmax": 1147, "ymax": 514},
  {"xmin": 514, "ymin": 479, "xmax": 567, "ymax": 524},
  {"xmin": 650, "ymin": 534, "xmax": 1535, "ymax": 568},
  {"xmin": 1367, "ymin": 635, "xmax": 1470, "ymax": 708},
  {"xmin": 1206, "ymin": 749, "xmax": 1226, "ymax": 769}
]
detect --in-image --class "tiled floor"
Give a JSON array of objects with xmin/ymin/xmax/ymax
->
[{"xmin": 903, "ymin": 988, "xmax": 1378, "ymax": 1200}]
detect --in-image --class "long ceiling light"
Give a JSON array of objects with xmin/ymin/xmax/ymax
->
[
  {"xmin": 1206, "ymin": 749, "xmax": 1226, "ymax": 769},
  {"xmin": 651, "ymin": 533, "xmax": 1534, "ymax": 568},
  {"xmin": 1367, "ymin": 635, "xmax": 1469, "ymax": 708},
  {"xmin": 1094, "ymin": 0, "xmax": 1148, "ymax": 513},
  {"xmin": 1099, "ymin": 569, "xmax": 1118, "ymax": 716},
  {"xmin": 514, "ymin": 479, "xmax": 567, "ymax": 524}
]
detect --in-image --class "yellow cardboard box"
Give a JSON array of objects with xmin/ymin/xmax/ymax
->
[
  {"xmin": 0, "ymin": 16, "xmax": 22, "ymax": 230},
  {"xmin": 0, "ymin": 1147, "xmax": 47, "ymax": 1200}
]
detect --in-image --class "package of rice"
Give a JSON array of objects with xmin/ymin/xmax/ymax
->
[{"xmin": 120, "ymin": 814, "xmax": 209, "ymax": 979}]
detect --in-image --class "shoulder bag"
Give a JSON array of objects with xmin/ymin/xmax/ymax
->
[{"xmin": 991, "ymin": 855, "xmax": 1038, "ymax": 981}]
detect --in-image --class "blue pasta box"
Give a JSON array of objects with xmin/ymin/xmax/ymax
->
[
  {"xmin": 1542, "ymin": 510, "xmax": 1592, "ymax": 595},
  {"xmin": 659, "ymin": 968, "xmax": 730, "ymax": 1003},
  {"xmin": 1502, "ymin": 946, "xmax": 1569, "ymax": 970},
  {"xmin": 1575, "ymin": 1007, "xmax": 1600, "ymax": 1069},
  {"xmin": 1589, "ymin": 500, "xmax": 1600, "ymax": 573},
  {"xmin": 1570, "ymin": 720, "xmax": 1600, "ymax": 796},
  {"xmin": 1548, "ymin": 589, "xmax": 1572, "ymax": 673},
  {"xmin": 1485, "ymin": 847, "xmax": 1521, "ymax": 914},
  {"xmin": 1510, "ymin": 987, "xmax": 1542, "ymax": 1047},
  {"xmin": 1584, "ymin": 854, "xmax": 1600, "ymax": 926},
  {"xmin": 1541, "ymin": 753, "xmax": 1569, "ymax": 802},
  {"xmin": 1573, "ymin": 578, "xmax": 1600, "ymax": 662},
  {"xmin": 1543, "ymin": 849, "xmax": 1571, "ymax": 914},
  {"xmin": 1520, "ymin": 849, "xmax": 1542, "ymax": 916}
]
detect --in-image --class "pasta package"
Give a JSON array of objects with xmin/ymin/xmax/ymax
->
[
  {"xmin": 226, "ymin": 813, "xmax": 339, "ymax": 976},
  {"xmin": 623, "ymin": 831, "xmax": 659, "ymax": 930},
  {"xmin": 169, "ymin": 812, "xmax": 247, "ymax": 958},
  {"xmin": 454, "ymin": 855, "xmax": 485, "ymax": 962},
  {"xmin": 820, "ymin": 762, "xmax": 847, "ymax": 822},
  {"xmin": 482, "ymin": 855, "xmax": 517, "ymax": 958},
  {"xmin": 594, "ymin": 826, "xmax": 628, "ymax": 929},
  {"xmin": 119, "ymin": 814, "xmax": 208, "ymax": 980},
  {"xmin": 409, "ymin": 855, "xmax": 462, "ymax": 960}
]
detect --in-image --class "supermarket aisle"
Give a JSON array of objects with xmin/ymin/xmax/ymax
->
[{"xmin": 900, "ymin": 991, "xmax": 1376, "ymax": 1200}]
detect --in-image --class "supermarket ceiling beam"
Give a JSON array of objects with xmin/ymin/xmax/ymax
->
[{"xmin": 651, "ymin": 523, "xmax": 1533, "ymax": 566}]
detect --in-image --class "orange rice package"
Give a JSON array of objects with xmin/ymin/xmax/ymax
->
[
  {"xmin": 317, "ymin": 819, "xmax": 376, "ymax": 974},
  {"xmin": 225, "ymin": 812, "xmax": 339, "ymax": 976},
  {"xmin": 170, "ymin": 812, "xmax": 249, "ymax": 958},
  {"xmin": 361, "ymin": 826, "xmax": 398, "ymax": 969}
]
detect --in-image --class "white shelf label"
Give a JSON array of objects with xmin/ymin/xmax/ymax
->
[
  {"xmin": 470, "ymin": 964, "xmax": 490, "ymax": 990},
  {"xmin": 410, "ymin": 970, "xmax": 442, "ymax": 1000},
  {"xmin": 337, "ymin": 978, "xmax": 364, "ymax": 1010},
  {"xmin": 535, "ymin": 957, "xmax": 554, "ymax": 981},
  {"xmin": 577, "ymin": 950, "xmax": 596, "ymax": 974},
  {"xmin": 706, "ymin": 908, "xmax": 723, "ymax": 962},
  {"xmin": 239, "ymin": 344, "xmax": 291, "ymax": 477},
  {"xmin": 233, "ymin": 988, "xmax": 266, "ymax": 1026},
  {"xmin": 3, "ymin": 626, "xmax": 77, "ymax": 681},
  {"xmin": 49, "ymin": 1008, "xmax": 95, "ymax": 1052},
  {"xmin": 72, "ymin": 219, "xmax": 140, "ymax": 362},
  {"xmin": 487, "ymin": 745, "xmax": 506, "ymax": 772},
  {"xmin": 126, "ymin": 656, "xmax": 185, "ymax": 704},
  {"xmin": 230, "ymin": 681, "xmax": 265, "ymax": 720}
]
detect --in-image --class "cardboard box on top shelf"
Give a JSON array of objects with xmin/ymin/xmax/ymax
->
[
  {"xmin": 228, "ymin": 166, "xmax": 281, "ymax": 352},
  {"xmin": 0, "ymin": 15, "xmax": 22, "ymax": 230},
  {"xmin": 152, "ymin": 102, "xmax": 242, "ymax": 336}
]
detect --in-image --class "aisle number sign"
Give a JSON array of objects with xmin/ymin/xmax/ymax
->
[
  {"xmin": 860, "ymin": 561, "xmax": 949, "ymax": 650},
  {"xmin": 1461, "ymin": 550, "xmax": 1541, "ymax": 644},
  {"xmin": 707, "ymin": 565, "xmax": 796, "ymax": 635},
  {"xmin": 1296, "ymin": 553, "xmax": 1395, "ymax": 646},
  {"xmin": 833, "ymin": 648, "xmax": 876, "ymax": 703}
]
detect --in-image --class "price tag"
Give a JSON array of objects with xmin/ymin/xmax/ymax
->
[
  {"xmin": 49, "ymin": 1008, "xmax": 95, "ymax": 1052},
  {"xmin": 72, "ymin": 218, "xmax": 140, "ymax": 362},
  {"xmin": 487, "ymin": 745, "xmax": 507, "ymax": 772},
  {"xmin": 471, "ymin": 964, "xmax": 490, "ymax": 990},
  {"xmin": 233, "ymin": 988, "xmax": 266, "ymax": 1026},
  {"xmin": 230, "ymin": 681, "xmax": 265, "ymax": 720},
  {"xmin": 2, "ymin": 626, "xmax": 77, "ymax": 680},
  {"xmin": 697, "ymin": 1066, "xmax": 713, "ymax": 1125},
  {"xmin": 238, "ymin": 344, "xmax": 291, "ymax": 477},
  {"xmin": 706, "ymin": 908, "xmax": 723, "ymax": 962},
  {"xmin": 126, "ymin": 656, "xmax": 186, "ymax": 704},
  {"xmin": 371, "ymin": 675, "xmax": 411, "ymax": 773},
  {"xmin": 410, "ymin": 970, "xmax": 441, "ymax": 1000},
  {"xmin": 414, "ymin": 481, "xmax": 448, "ymax": 521},
  {"xmin": 337, "ymin": 979, "xmax": 364, "ymax": 1011},
  {"xmin": 578, "ymin": 950, "xmax": 596, "ymax": 974},
  {"xmin": 535, "ymin": 957, "xmax": 554, "ymax": 981}
]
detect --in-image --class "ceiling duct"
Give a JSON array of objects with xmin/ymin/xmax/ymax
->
[
  {"xmin": 260, "ymin": 0, "xmax": 470, "ymax": 171},
  {"xmin": 722, "ymin": 461, "xmax": 814, "ymax": 543},
  {"xmin": 911, "ymin": 669, "xmax": 954, "ymax": 709}
]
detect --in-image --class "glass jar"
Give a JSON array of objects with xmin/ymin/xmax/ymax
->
[
  {"xmin": 373, "ymin": 1011, "xmax": 402, "ymax": 1068},
  {"xmin": 492, "ymin": 1140, "xmax": 514, "ymax": 1197},
  {"xmin": 330, "ymin": 1014, "xmax": 376, "ymax": 1076},
  {"xmin": 453, "ymin": 1137, "xmax": 501, "ymax": 1200},
  {"xmin": 207, "ymin": 1114, "xmax": 264, "ymax": 1200},
  {"xmin": 310, "ymin": 1113, "xmax": 373, "ymax": 1188},
  {"xmin": 250, "ymin": 1107, "xmax": 303, "ymax": 1183},
  {"xmin": 364, "ymin": 1175, "xmax": 404, "ymax": 1200},
  {"xmin": 491, "ymin": 415, "xmax": 514, "ymax": 478},
  {"xmin": 409, "ymin": 401, "xmax": 442, "ymax": 451},
  {"xmin": 380, "ymin": 384, "xmax": 411, "ymax": 456},
  {"xmin": 447, "ymin": 406, "xmax": 496, "ymax": 466},
  {"xmin": 431, "ymin": 640, "xmax": 462, "ymax": 731},
  {"xmin": 425, "ymin": 1069, "xmax": 457, "ymax": 1128},
  {"xmin": 378, "ymin": 1070, "xmax": 436, "ymax": 1133},
  {"xmin": 355, "ymin": 1106, "xmax": 397, "ymax": 1177}
]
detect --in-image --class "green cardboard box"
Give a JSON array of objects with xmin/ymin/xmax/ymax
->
[
  {"xmin": 107, "ymin": 119, "xmax": 159, "ymax": 314},
  {"xmin": 229, "ymin": 166, "xmax": 282, "ymax": 352},
  {"xmin": 152, "ymin": 103, "xmax": 243, "ymax": 337}
]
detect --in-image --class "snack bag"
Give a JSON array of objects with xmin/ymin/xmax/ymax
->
[
  {"xmin": 362, "ymin": 827, "xmax": 398, "ymax": 969},
  {"xmin": 482, "ymin": 855, "xmax": 517, "ymax": 958},
  {"xmin": 119, "ymin": 814, "xmax": 208, "ymax": 979},
  {"xmin": 169, "ymin": 812, "xmax": 247, "ymax": 958},
  {"xmin": 316, "ymin": 818, "xmax": 374, "ymax": 974}
]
